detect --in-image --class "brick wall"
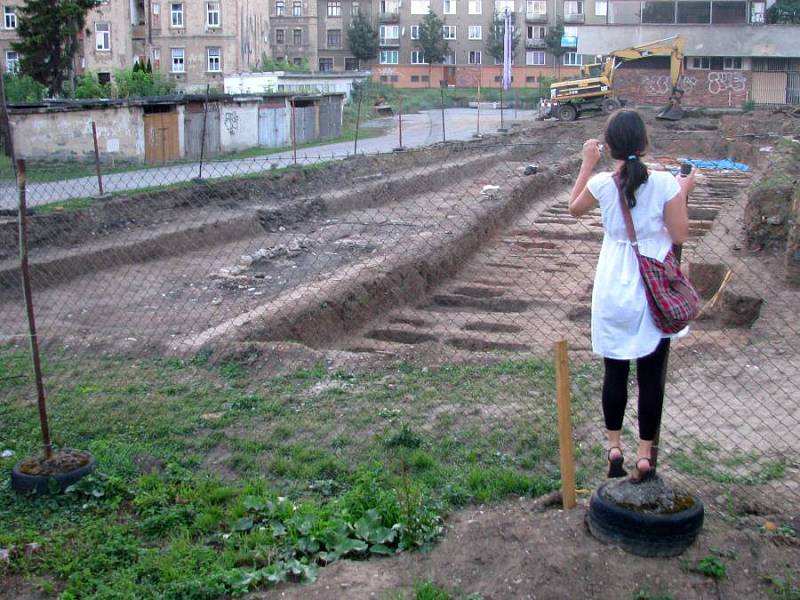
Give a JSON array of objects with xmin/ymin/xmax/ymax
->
[
  {"xmin": 370, "ymin": 64, "xmax": 581, "ymax": 89},
  {"xmin": 613, "ymin": 67, "xmax": 750, "ymax": 109}
]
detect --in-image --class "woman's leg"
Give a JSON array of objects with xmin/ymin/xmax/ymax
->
[
  {"xmin": 603, "ymin": 357, "xmax": 630, "ymax": 457},
  {"xmin": 635, "ymin": 338, "xmax": 671, "ymax": 464}
]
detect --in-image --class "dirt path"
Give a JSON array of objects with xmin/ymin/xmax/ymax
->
[{"xmin": 254, "ymin": 497, "xmax": 800, "ymax": 600}]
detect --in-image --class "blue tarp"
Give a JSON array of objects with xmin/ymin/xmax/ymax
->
[{"xmin": 684, "ymin": 158, "xmax": 751, "ymax": 171}]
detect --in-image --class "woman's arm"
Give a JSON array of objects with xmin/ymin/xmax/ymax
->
[
  {"xmin": 569, "ymin": 139, "xmax": 601, "ymax": 218},
  {"xmin": 663, "ymin": 170, "xmax": 696, "ymax": 245}
]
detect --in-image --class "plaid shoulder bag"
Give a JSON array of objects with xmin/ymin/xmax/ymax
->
[{"xmin": 615, "ymin": 176, "xmax": 700, "ymax": 335}]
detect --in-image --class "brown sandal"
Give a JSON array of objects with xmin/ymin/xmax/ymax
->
[
  {"xmin": 607, "ymin": 447, "xmax": 627, "ymax": 479},
  {"xmin": 630, "ymin": 457, "xmax": 655, "ymax": 484}
]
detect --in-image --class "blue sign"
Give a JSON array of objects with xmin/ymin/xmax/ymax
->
[{"xmin": 561, "ymin": 35, "xmax": 577, "ymax": 47}]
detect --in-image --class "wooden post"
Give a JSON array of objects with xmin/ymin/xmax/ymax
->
[
  {"xmin": 554, "ymin": 340, "xmax": 576, "ymax": 509},
  {"xmin": 91, "ymin": 121, "xmax": 104, "ymax": 196}
]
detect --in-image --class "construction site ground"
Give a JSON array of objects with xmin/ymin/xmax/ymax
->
[{"xmin": 2, "ymin": 109, "xmax": 799, "ymax": 599}]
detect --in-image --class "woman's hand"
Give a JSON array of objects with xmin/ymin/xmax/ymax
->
[
  {"xmin": 581, "ymin": 139, "xmax": 602, "ymax": 170},
  {"xmin": 676, "ymin": 168, "xmax": 696, "ymax": 195}
]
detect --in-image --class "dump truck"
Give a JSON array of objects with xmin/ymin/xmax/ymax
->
[{"xmin": 547, "ymin": 35, "xmax": 686, "ymax": 122}]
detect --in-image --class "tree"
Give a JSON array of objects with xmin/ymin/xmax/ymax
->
[
  {"xmin": 544, "ymin": 19, "xmax": 568, "ymax": 79},
  {"xmin": 145, "ymin": 58, "xmax": 153, "ymax": 74},
  {"xmin": 347, "ymin": 12, "xmax": 379, "ymax": 69},
  {"xmin": 767, "ymin": 0, "xmax": 800, "ymax": 23},
  {"xmin": 416, "ymin": 10, "xmax": 450, "ymax": 87},
  {"xmin": 486, "ymin": 12, "xmax": 521, "ymax": 64},
  {"xmin": 12, "ymin": 0, "xmax": 99, "ymax": 95}
]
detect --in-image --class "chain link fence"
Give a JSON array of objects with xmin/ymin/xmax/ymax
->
[{"xmin": 1, "ymin": 107, "xmax": 799, "ymax": 530}]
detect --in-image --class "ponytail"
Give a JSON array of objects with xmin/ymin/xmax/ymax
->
[{"xmin": 604, "ymin": 110, "xmax": 650, "ymax": 208}]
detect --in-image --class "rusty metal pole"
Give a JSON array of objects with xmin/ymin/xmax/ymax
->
[
  {"xmin": 353, "ymin": 85, "xmax": 362, "ymax": 155},
  {"xmin": 198, "ymin": 83, "xmax": 210, "ymax": 179},
  {"xmin": 91, "ymin": 121, "xmax": 104, "ymax": 196},
  {"xmin": 397, "ymin": 95, "xmax": 403, "ymax": 149},
  {"xmin": 290, "ymin": 96, "xmax": 297, "ymax": 165},
  {"xmin": 17, "ymin": 159, "xmax": 53, "ymax": 460}
]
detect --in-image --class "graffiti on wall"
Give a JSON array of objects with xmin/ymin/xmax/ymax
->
[
  {"xmin": 707, "ymin": 71, "xmax": 747, "ymax": 95},
  {"xmin": 223, "ymin": 112, "xmax": 240, "ymax": 136},
  {"xmin": 640, "ymin": 74, "xmax": 697, "ymax": 97}
]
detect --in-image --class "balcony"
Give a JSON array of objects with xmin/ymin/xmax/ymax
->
[
  {"xmin": 525, "ymin": 37, "xmax": 547, "ymax": 48},
  {"xmin": 564, "ymin": 12, "xmax": 585, "ymax": 23},
  {"xmin": 131, "ymin": 24, "xmax": 147, "ymax": 39},
  {"xmin": 378, "ymin": 10, "xmax": 400, "ymax": 22},
  {"xmin": 525, "ymin": 11, "xmax": 547, "ymax": 22},
  {"xmin": 379, "ymin": 37, "xmax": 400, "ymax": 46}
]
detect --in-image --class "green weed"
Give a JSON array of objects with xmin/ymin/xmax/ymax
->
[{"xmin": 693, "ymin": 555, "xmax": 727, "ymax": 579}]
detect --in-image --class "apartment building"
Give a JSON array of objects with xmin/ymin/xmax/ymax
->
[{"xmin": 0, "ymin": 0, "xmax": 269, "ymax": 92}]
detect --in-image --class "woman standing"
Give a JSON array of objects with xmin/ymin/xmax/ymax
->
[{"xmin": 568, "ymin": 110, "xmax": 695, "ymax": 482}]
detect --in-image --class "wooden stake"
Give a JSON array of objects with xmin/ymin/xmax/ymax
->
[{"xmin": 555, "ymin": 339, "xmax": 576, "ymax": 509}]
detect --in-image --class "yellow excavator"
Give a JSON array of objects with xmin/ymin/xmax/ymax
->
[{"xmin": 548, "ymin": 35, "xmax": 686, "ymax": 122}]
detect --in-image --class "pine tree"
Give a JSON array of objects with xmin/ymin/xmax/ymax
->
[
  {"xmin": 486, "ymin": 12, "xmax": 521, "ymax": 64},
  {"xmin": 416, "ymin": 9, "xmax": 450, "ymax": 87},
  {"xmin": 133, "ymin": 61, "xmax": 142, "ymax": 73},
  {"xmin": 146, "ymin": 58, "xmax": 153, "ymax": 74},
  {"xmin": 12, "ymin": 0, "xmax": 98, "ymax": 95},
  {"xmin": 346, "ymin": 12, "xmax": 379, "ymax": 69},
  {"xmin": 544, "ymin": 19, "xmax": 568, "ymax": 79}
]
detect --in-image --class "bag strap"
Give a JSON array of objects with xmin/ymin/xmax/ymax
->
[{"xmin": 613, "ymin": 174, "xmax": 641, "ymax": 256}]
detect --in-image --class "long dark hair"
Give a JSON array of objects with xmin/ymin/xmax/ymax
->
[{"xmin": 604, "ymin": 110, "xmax": 649, "ymax": 208}]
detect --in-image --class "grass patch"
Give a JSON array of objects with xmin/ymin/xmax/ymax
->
[
  {"xmin": 0, "ymin": 347, "xmax": 575, "ymax": 597},
  {"xmin": 671, "ymin": 439, "xmax": 786, "ymax": 485}
]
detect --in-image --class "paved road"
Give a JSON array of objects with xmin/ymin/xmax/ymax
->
[{"xmin": 0, "ymin": 107, "xmax": 539, "ymax": 209}]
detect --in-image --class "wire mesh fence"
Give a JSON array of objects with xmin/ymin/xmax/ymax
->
[{"xmin": 1, "ymin": 108, "xmax": 799, "ymax": 537}]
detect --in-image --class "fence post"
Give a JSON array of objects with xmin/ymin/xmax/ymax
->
[
  {"xmin": 91, "ymin": 121, "xmax": 105, "ymax": 196},
  {"xmin": 555, "ymin": 339, "xmax": 577, "ymax": 509},
  {"xmin": 353, "ymin": 84, "xmax": 363, "ymax": 155},
  {"xmin": 439, "ymin": 80, "xmax": 447, "ymax": 143},
  {"xmin": 198, "ymin": 83, "xmax": 210, "ymax": 180},
  {"xmin": 397, "ymin": 95, "xmax": 404, "ymax": 151},
  {"xmin": 290, "ymin": 96, "xmax": 297, "ymax": 166},
  {"xmin": 17, "ymin": 159, "xmax": 53, "ymax": 460}
]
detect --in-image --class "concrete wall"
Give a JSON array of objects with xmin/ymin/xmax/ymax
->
[
  {"xmin": 614, "ymin": 65, "xmax": 750, "ymax": 108},
  {"xmin": 370, "ymin": 64, "xmax": 582, "ymax": 89},
  {"xmin": 224, "ymin": 71, "xmax": 368, "ymax": 99},
  {"xmin": 9, "ymin": 105, "xmax": 145, "ymax": 162},
  {"xmin": 219, "ymin": 100, "xmax": 259, "ymax": 151}
]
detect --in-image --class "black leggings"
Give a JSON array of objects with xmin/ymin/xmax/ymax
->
[{"xmin": 602, "ymin": 338, "xmax": 670, "ymax": 441}]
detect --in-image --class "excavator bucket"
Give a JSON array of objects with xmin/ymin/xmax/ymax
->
[{"xmin": 656, "ymin": 89, "xmax": 685, "ymax": 121}]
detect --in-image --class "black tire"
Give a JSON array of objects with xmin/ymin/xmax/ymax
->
[
  {"xmin": 557, "ymin": 104, "xmax": 578, "ymax": 122},
  {"xmin": 587, "ymin": 482, "xmax": 704, "ymax": 557},
  {"xmin": 11, "ymin": 454, "xmax": 96, "ymax": 494},
  {"xmin": 601, "ymin": 97, "xmax": 622, "ymax": 114}
]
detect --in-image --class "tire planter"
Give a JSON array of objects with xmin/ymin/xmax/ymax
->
[
  {"xmin": 587, "ymin": 481, "xmax": 704, "ymax": 557},
  {"xmin": 11, "ymin": 453, "xmax": 96, "ymax": 494}
]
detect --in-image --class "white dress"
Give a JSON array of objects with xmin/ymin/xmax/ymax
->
[{"xmin": 587, "ymin": 170, "xmax": 684, "ymax": 360}]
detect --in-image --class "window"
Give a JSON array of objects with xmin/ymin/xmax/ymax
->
[
  {"xmin": 527, "ymin": 24, "xmax": 545, "ymax": 39},
  {"xmin": 345, "ymin": 56, "xmax": 358, "ymax": 70},
  {"xmin": 293, "ymin": 57, "xmax": 304, "ymax": 65},
  {"xmin": 595, "ymin": 0, "xmax": 607, "ymax": 16},
  {"xmin": 444, "ymin": 50, "xmax": 456, "ymax": 64},
  {"xmin": 351, "ymin": 0, "xmax": 359, "ymax": 14},
  {"xmin": 444, "ymin": 0, "xmax": 456, "ymax": 13},
  {"xmin": 495, "ymin": 0, "xmax": 513, "ymax": 14},
  {"xmin": 468, "ymin": 0, "xmax": 481, "ymax": 13},
  {"xmin": 723, "ymin": 57, "xmax": 742, "ymax": 70},
  {"xmin": 641, "ymin": 1, "xmax": 675, "ymax": 23},
  {"xmin": 442, "ymin": 25, "xmax": 456, "ymax": 39},
  {"xmin": 319, "ymin": 57, "xmax": 334, "ymax": 71},
  {"xmin": 292, "ymin": 28, "xmax": 302, "ymax": 45},
  {"xmin": 379, "ymin": 24, "xmax": 399, "ymax": 43},
  {"xmin": 410, "ymin": 0, "xmax": 430, "ymax": 13},
  {"xmin": 207, "ymin": 47, "xmax": 221, "ymax": 71},
  {"xmin": 379, "ymin": 50, "xmax": 399, "ymax": 63},
  {"xmin": 410, "ymin": 25, "xmax": 419, "ymax": 39},
  {"xmin": 468, "ymin": 50, "xmax": 481, "ymax": 64},
  {"xmin": 170, "ymin": 2, "xmax": 183, "ymax": 26},
  {"xmin": 677, "ymin": 1, "xmax": 710, "ymax": 23},
  {"xmin": 563, "ymin": 52, "xmax": 582, "ymax": 66},
  {"xmin": 410, "ymin": 49, "xmax": 426, "ymax": 63},
  {"xmin": 171, "ymin": 47, "xmax": 185, "ymax": 72},
  {"xmin": 751, "ymin": 1, "xmax": 765, "ymax": 22},
  {"xmin": 276, "ymin": 0, "xmax": 285, "ymax": 15},
  {"xmin": 468, "ymin": 25, "xmax": 481, "ymax": 39},
  {"xmin": 95, "ymin": 23, "xmax": 111, "ymax": 51},
  {"xmin": 152, "ymin": 2, "xmax": 160, "ymax": 14},
  {"xmin": 526, "ymin": 50, "xmax": 545, "ymax": 65},
  {"xmin": 152, "ymin": 47, "xmax": 161, "ymax": 69},
  {"xmin": 327, "ymin": 29, "xmax": 342, "ymax": 47},
  {"xmin": 411, "ymin": 75, "xmax": 420, "ymax": 82},
  {"xmin": 327, "ymin": 0, "xmax": 341, "ymax": 16},
  {"xmin": 526, "ymin": 0, "xmax": 545, "ymax": 14},
  {"xmin": 690, "ymin": 56, "xmax": 711, "ymax": 69},
  {"xmin": 98, "ymin": 72, "xmax": 111, "ymax": 85},
  {"xmin": 292, "ymin": 0, "xmax": 301, "ymax": 15},
  {"xmin": 3, "ymin": 6, "xmax": 15, "ymax": 29},
  {"xmin": 564, "ymin": 1, "xmax": 583, "ymax": 14},
  {"xmin": 5, "ymin": 50, "xmax": 18, "ymax": 73},
  {"xmin": 712, "ymin": 1, "xmax": 746, "ymax": 23},
  {"xmin": 206, "ymin": 2, "xmax": 220, "ymax": 26},
  {"xmin": 276, "ymin": 28, "xmax": 285, "ymax": 43}
]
